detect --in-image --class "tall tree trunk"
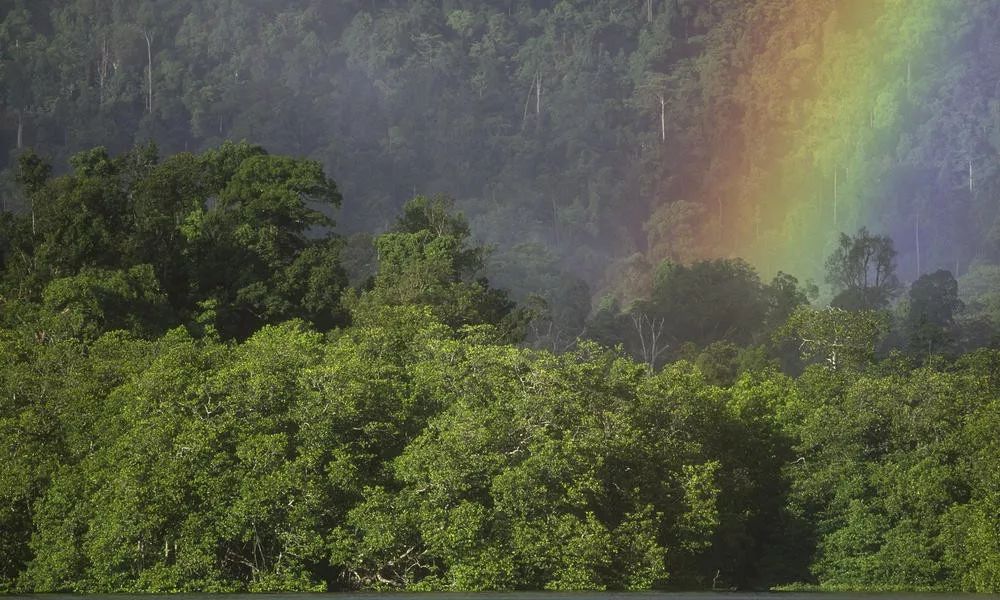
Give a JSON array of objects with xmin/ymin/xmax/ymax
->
[
  {"xmin": 535, "ymin": 72, "xmax": 541, "ymax": 114},
  {"xmin": 143, "ymin": 30, "xmax": 154, "ymax": 114},
  {"xmin": 659, "ymin": 94, "xmax": 665, "ymax": 142},
  {"xmin": 647, "ymin": 0, "xmax": 654, "ymax": 22},
  {"xmin": 16, "ymin": 109, "xmax": 23, "ymax": 149},
  {"xmin": 98, "ymin": 36, "xmax": 110, "ymax": 104},
  {"xmin": 522, "ymin": 78, "xmax": 535, "ymax": 124},
  {"xmin": 632, "ymin": 312, "xmax": 666, "ymax": 371},
  {"xmin": 535, "ymin": 72, "xmax": 541, "ymax": 132},
  {"xmin": 915, "ymin": 217, "xmax": 921, "ymax": 278}
]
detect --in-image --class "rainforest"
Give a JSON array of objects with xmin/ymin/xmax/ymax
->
[{"xmin": 1, "ymin": 0, "xmax": 999, "ymax": 594}]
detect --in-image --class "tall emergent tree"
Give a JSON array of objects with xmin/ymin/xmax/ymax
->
[
  {"xmin": 355, "ymin": 194, "xmax": 517, "ymax": 336},
  {"xmin": 826, "ymin": 228, "xmax": 901, "ymax": 311},
  {"xmin": 906, "ymin": 269, "xmax": 963, "ymax": 355}
]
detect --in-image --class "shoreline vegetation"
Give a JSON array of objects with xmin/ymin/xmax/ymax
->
[{"xmin": 1, "ymin": 145, "xmax": 998, "ymax": 594}]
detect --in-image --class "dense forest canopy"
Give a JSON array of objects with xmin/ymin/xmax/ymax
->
[
  {"xmin": 0, "ymin": 139, "xmax": 998, "ymax": 594},
  {"xmin": 4, "ymin": 0, "xmax": 1000, "ymax": 296},
  {"xmin": 2, "ymin": 0, "xmax": 1000, "ymax": 595}
]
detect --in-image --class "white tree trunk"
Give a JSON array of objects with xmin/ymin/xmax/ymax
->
[
  {"xmin": 143, "ymin": 30, "xmax": 153, "ymax": 113},
  {"xmin": 535, "ymin": 72, "xmax": 541, "ymax": 115},
  {"xmin": 659, "ymin": 95, "xmax": 665, "ymax": 141},
  {"xmin": 522, "ymin": 79, "xmax": 534, "ymax": 123},
  {"xmin": 98, "ymin": 36, "xmax": 110, "ymax": 104}
]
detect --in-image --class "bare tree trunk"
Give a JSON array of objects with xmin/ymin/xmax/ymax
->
[
  {"xmin": 632, "ymin": 312, "xmax": 666, "ymax": 370},
  {"xmin": 535, "ymin": 72, "xmax": 542, "ymax": 132},
  {"xmin": 98, "ymin": 36, "xmax": 110, "ymax": 104},
  {"xmin": 522, "ymin": 78, "xmax": 535, "ymax": 123},
  {"xmin": 535, "ymin": 72, "xmax": 541, "ymax": 114},
  {"xmin": 142, "ymin": 30, "xmax": 154, "ymax": 113},
  {"xmin": 647, "ymin": 0, "xmax": 653, "ymax": 22},
  {"xmin": 16, "ymin": 109, "xmax": 23, "ymax": 149},
  {"xmin": 969, "ymin": 159, "xmax": 973, "ymax": 193},
  {"xmin": 915, "ymin": 217, "xmax": 921, "ymax": 277},
  {"xmin": 659, "ymin": 94, "xmax": 665, "ymax": 142}
]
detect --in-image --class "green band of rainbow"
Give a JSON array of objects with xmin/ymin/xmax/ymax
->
[{"xmin": 695, "ymin": 0, "xmax": 948, "ymax": 283}]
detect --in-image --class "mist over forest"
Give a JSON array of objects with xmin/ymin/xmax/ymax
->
[
  {"xmin": 1, "ymin": 0, "xmax": 1000, "ymax": 595},
  {"xmin": 6, "ymin": 0, "xmax": 1000, "ymax": 296}
]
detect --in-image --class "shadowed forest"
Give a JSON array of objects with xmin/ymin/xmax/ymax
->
[{"xmin": 1, "ymin": 0, "xmax": 1000, "ymax": 595}]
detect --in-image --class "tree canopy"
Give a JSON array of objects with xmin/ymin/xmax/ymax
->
[{"xmin": 0, "ymin": 142, "xmax": 998, "ymax": 594}]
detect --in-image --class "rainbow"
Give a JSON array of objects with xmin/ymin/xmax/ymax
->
[{"xmin": 688, "ymin": 0, "xmax": 952, "ymax": 285}]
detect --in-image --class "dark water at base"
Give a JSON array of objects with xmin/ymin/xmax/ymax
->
[{"xmin": 6, "ymin": 593, "xmax": 997, "ymax": 600}]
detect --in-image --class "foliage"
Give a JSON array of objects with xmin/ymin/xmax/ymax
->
[
  {"xmin": 826, "ymin": 228, "xmax": 901, "ymax": 311},
  {"xmin": 777, "ymin": 306, "xmax": 888, "ymax": 371},
  {"xmin": 354, "ymin": 195, "xmax": 518, "ymax": 336},
  {"xmin": 781, "ymin": 352, "xmax": 1000, "ymax": 592},
  {"xmin": 905, "ymin": 270, "xmax": 963, "ymax": 356},
  {"xmin": 1, "ymin": 142, "xmax": 346, "ymax": 339}
]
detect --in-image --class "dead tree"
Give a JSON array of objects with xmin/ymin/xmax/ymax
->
[{"xmin": 631, "ymin": 311, "xmax": 667, "ymax": 370}]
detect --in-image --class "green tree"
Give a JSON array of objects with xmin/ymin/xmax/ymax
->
[
  {"xmin": 826, "ymin": 228, "xmax": 901, "ymax": 311},
  {"xmin": 4, "ymin": 142, "xmax": 348, "ymax": 340},
  {"xmin": 777, "ymin": 306, "xmax": 888, "ymax": 371},
  {"xmin": 39, "ymin": 264, "xmax": 174, "ymax": 340},
  {"xmin": 905, "ymin": 270, "xmax": 962, "ymax": 356},
  {"xmin": 355, "ymin": 195, "xmax": 516, "ymax": 335}
]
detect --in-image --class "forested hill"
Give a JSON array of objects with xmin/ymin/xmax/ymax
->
[{"xmin": 5, "ymin": 0, "xmax": 1000, "ymax": 297}]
